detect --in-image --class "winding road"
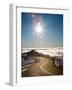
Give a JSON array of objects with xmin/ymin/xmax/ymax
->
[{"xmin": 22, "ymin": 57, "xmax": 53, "ymax": 77}]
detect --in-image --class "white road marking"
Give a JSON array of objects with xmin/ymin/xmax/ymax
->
[{"xmin": 40, "ymin": 65, "xmax": 53, "ymax": 75}]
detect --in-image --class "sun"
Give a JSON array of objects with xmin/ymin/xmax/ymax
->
[{"xmin": 35, "ymin": 23, "xmax": 42, "ymax": 34}]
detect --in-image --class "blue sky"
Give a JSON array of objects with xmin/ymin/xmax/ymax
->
[{"xmin": 21, "ymin": 13, "xmax": 63, "ymax": 48}]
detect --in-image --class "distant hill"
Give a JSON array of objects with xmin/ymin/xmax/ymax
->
[{"xmin": 22, "ymin": 50, "xmax": 50, "ymax": 58}]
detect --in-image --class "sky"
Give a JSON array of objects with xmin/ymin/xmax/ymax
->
[{"xmin": 21, "ymin": 12, "xmax": 63, "ymax": 48}]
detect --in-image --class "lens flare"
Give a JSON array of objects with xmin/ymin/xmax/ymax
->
[{"xmin": 35, "ymin": 23, "xmax": 42, "ymax": 34}]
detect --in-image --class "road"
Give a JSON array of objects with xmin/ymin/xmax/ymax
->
[{"xmin": 22, "ymin": 56, "xmax": 53, "ymax": 77}]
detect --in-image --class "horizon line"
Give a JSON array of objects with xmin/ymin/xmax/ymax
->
[{"xmin": 21, "ymin": 47, "xmax": 63, "ymax": 49}]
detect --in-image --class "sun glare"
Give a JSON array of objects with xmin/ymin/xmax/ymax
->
[{"xmin": 35, "ymin": 23, "xmax": 42, "ymax": 34}]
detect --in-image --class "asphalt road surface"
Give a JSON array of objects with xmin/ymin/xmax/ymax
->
[{"xmin": 22, "ymin": 57, "xmax": 54, "ymax": 77}]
